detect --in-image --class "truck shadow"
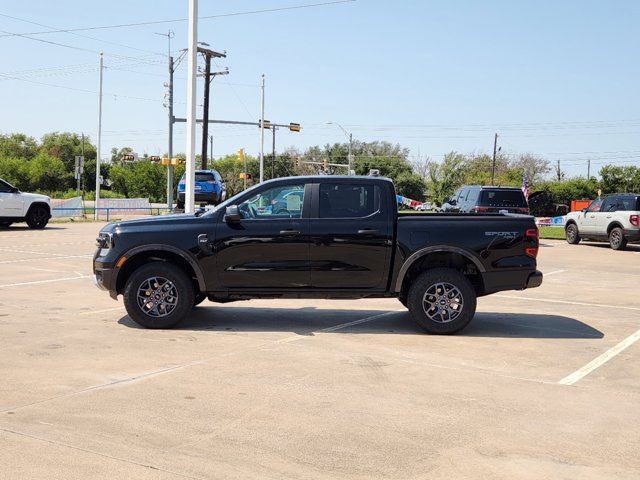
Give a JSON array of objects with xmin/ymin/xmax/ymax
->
[
  {"xmin": 580, "ymin": 242, "xmax": 640, "ymax": 252},
  {"xmin": 118, "ymin": 307, "xmax": 603, "ymax": 339}
]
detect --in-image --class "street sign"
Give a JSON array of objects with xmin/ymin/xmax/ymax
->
[{"xmin": 74, "ymin": 155, "xmax": 84, "ymax": 180}]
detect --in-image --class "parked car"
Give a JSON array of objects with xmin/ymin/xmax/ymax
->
[
  {"xmin": 94, "ymin": 176, "xmax": 542, "ymax": 334},
  {"xmin": 176, "ymin": 170, "xmax": 226, "ymax": 210},
  {"xmin": 0, "ymin": 178, "xmax": 51, "ymax": 229},
  {"xmin": 564, "ymin": 193, "xmax": 640, "ymax": 250},
  {"xmin": 441, "ymin": 186, "xmax": 529, "ymax": 214}
]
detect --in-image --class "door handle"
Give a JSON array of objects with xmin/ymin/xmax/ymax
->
[
  {"xmin": 279, "ymin": 229, "xmax": 301, "ymax": 236},
  {"xmin": 357, "ymin": 229, "xmax": 378, "ymax": 235}
]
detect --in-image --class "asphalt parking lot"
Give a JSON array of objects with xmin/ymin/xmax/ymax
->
[{"xmin": 1, "ymin": 223, "xmax": 639, "ymax": 479}]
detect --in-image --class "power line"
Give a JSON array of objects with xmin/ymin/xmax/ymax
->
[{"xmin": 0, "ymin": 1, "xmax": 356, "ymax": 37}]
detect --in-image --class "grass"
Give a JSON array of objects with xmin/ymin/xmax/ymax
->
[{"xmin": 538, "ymin": 225, "xmax": 566, "ymax": 240}]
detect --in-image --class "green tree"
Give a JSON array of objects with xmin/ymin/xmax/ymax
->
[
  {"xmin": 426, "ymin": 152, "xmax": 467, "ymax": 205},
  {"xmin": 599, "ymin": 165, "xmax": 639, "ymax": 194},
  {"xmin": 27, "ymin": 153, "xmax": 72, "ymax": 192},
  {"xmin": 0, "ymin": 133, "xmax": 38, "ymax": 159},
  {"xmin": 40, "ymin": 132, "xmax": 96, "ymax": 171}
]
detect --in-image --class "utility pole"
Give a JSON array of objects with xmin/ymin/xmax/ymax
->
[
  {"xmin": 94, "ymin": 53, "xmax": 104, "ymax": 221},
  {"xmin": 185, "ymin": 0, "xmax": 198, "ymax": 214},
  {"xmin": 348, "ymin": 132, "xmax": 353, "ymax": 175},
  {"xmin": 587, "ymin": 159, "xmax": 591, "ymax": 178},
  {"xmin": 260, "ymin": 74, "xmax": 265, "ymax": 182},
  {"xmin": 271, "ymin": 125, "xmax": 277, "ymax": 179},
  {"xmin": 200, "ymin": 52, "xmax": 211, "ymax": 170},
  {"xmin": 78, "ymin": 133, "xmax": 84, "ymax": 197},
  {"xmin": 156, "ymin": 30, "xmax": 175, "ymax": 211},
  {"xmin": 490, "ymin": 133, "xmax": 498, "ymax": 186},
  {"xmin": 209, "ymin": 135, "xmax": 213, "ymax": 167},
  {"xmin": 556, "ymin": 160, "xmax": 562, "ymax": 181}
]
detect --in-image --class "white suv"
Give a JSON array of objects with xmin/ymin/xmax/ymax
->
[
  {"xmin": 0, "ymin": 178, "xmax": 51, "ymax": 229},
  {"xmin": 565, "ymin": 194, "xmax": 640, "ymax": 250}
]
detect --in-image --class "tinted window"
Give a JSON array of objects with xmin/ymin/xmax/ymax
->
[
  {"xmin": 238, "ymin": 184, "xmax": 305, "ymax": 219},
  {"xmin": 195, "ymin": 173, "xmax": 215, "ymax": 182},
  {"xmin": 617, "ymin": 196, "xmax": 640, "ymax": 211},
  {"xmin": 319, "ymin": 183, "xmax": 379, "ymax": 218},
  {"xmin": 587, "ymin": 197, "xmax": 603, "ymax": 212},
  {"xmin": 0, "ymin": 180, "xmax": 14, "ymax": 193},
  {"xmin": 601, "ymin": 197, "xmax": 618, "ymax": 212},
  {"xmin": 479, "ymin": 189, "xmax": 526, "ymax": 207}
]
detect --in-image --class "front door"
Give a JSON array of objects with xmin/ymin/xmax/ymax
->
[
  {"xmin": 0, "ymin": 180, "xmax": 23, "ymax": 217},
  {"xmin": 214, "ymin": 182, "xmax": 311, "ymax": 289},
  {"xmin": 579, "ymin": 197, "xmax": 603, "ymax": 235},
  {"xmin": 309, "ymin": 181, "xmax": 392, "ymax": 290}
]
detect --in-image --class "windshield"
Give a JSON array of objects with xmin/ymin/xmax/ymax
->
[{"xmin": 479, "ymin": 190, "xmax": 527, "ymax": 207}]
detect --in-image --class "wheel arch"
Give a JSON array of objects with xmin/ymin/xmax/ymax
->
[
  {"xmin": 115, "ymin": 245, "xmax": 206, "ymax": 294},
  {"xmin": 607, "ymin": 221, "xmax": 624, "ymax": 235},
  {"xmin": 26, "ymin": 201, "xmax": 51, "ymax": 217},
  {"xmin": 395, "ymin": 246, "xmax": 486, "ymax": 295}
]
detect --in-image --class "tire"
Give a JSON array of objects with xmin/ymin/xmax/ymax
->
[
  {"xmin": 407, "ymin": 268, "xmax": 477, "ymax": 335},
  {"xmin": 609, "ymin": 227, "xmax": 627, "ymax": 251},
  {"xmin": 398, "ymin": 296, "xmax": 408, "ymax": 308},
  {"xmin": 193, "ymin": 292, "xmax": 207, "ymax": 307},
  {"xmin": 565, "ymin": 223, "xmax": 580, "ymax": 244},
  {"xmin": 26, "ymin": 205, "xmax": 49, "ymax": 229},
  {"xmin": 123, "ymin": 262, "xmax": 195, "ymax": 329}
]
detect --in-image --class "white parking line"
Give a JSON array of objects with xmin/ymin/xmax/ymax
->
[
  {"xmin": 495, "ymin": 294, "xmax": 640, "ymax": 312},
  {"xmin": 79, "ymin": 307, "xmax": 125, "ymax": 316},
  {"xmin": 558, "ymin": 328, "xmax": 640, "ymax": 385},
  {"xmin": 544, "ymin": 269, "xmax": 566, "ymax": 276},
  {"xmin": 0, "ymin": 254, "xmax": 93, "ymax": 265},
  {"xmin": 0, "ymin": 275, "xmax": 91, "ymax": 288}
]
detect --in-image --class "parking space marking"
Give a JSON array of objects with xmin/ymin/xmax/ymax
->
[
  {"xmin": 544, "ymin": 269, "xmax": 566, "ymax": 276},
  {"xmin": 79, "ymin": 307, "xmax": 125, "ymax": 316},
  {"xmin": 558, "ymin": 328, "xmax": 640, "ymax": 385},
  {"xmin": 0, "ymin": 254, "xmax": 93, "ymax": 265},
  {"xmin": 0, "ymin": 274, "xmax": 91, "ymax": 288},
  {"xmin": 495, "ymin": 294, "xmax": 640, "ymax": 312},
  {"xmin": 0, "ymin": 247, "xmax": 76, "ymax": 257}
]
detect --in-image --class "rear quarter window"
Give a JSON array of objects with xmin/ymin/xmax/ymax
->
[{"xmin": 479, "ymin": 190, "xmax": 527, "ymax": 207}]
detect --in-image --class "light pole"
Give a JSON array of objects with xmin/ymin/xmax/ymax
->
[
  {"xmin": 185, "ymin": 0, "xmax": 198, "ymax": 214},
  {"xmin": 326, "ymin": 122, "xmax": 353, "ymax": 175}
]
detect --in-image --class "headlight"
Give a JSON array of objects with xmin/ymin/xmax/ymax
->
[{"xmin": 96, "ymin": 232, "xmax": 114, "ymax": 249}]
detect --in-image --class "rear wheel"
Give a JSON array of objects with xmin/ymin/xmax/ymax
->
[
  {"xmin": 123, "ymin": 262, "xmax": 194, "ymax": 329},
  {"xmin": 609, "ymin": 227, "xmax": 627, "ymax": 250},
  {"xmin": 407, "ymin": 268, "xmax": 477, "ymax": 335},
  {"xmin": 26, "ymin": 205, "xmax": 49, "ymax": 229},
  {"xmin": 565, "ymin": 223, "xmax": 580, "ymax": 244}
]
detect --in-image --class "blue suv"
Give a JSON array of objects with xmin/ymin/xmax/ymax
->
[{"xmin": 177, "ymin": 170, "xmax": 226, "ymax": 209}]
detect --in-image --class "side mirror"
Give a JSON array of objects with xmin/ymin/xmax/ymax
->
[
  {"xmin": 224, "ymin": 205, "xmax": 242, "ymax": 223},
  {"xmin": 581, "ymin": 208, "xmax": 587, "ymax": 213},
  {"xmin": 10, "ymin": 187, "xmax": 19, "ymax": 194},
  {"xmin": 449, "ymin": 199, "xmax": 457, "ymax": 206}
]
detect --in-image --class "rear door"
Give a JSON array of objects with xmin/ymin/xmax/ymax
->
[
  {"xmin": 309, "ymin": 180, "xmax": 392, "ymax": 290},
  {"xmin": 597, "ymin": 196, "xmax": 619, "ymax": 233}
]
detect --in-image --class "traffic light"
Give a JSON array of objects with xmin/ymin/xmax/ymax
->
[
  {"xmin": 161, "ymin": 157, "xmax": 170, "ymax": 166},
  {"xmin": 323, "ymin": 159, "xmax": 328, "ymax": 170},
  {"xmin": 122, "ymin": 153, "xmax": 137, "ymax": 162},
  {"xmin": 289, "ymin": 123, "xmax": 301, "ymax": 132},
  {"xmin": 260, "ymin": 120, "xmax": 271, "ymax": 129},
  {"xmin": 239, "ymin": 172, "xmax": 252, "ymax": 180},
  {"xmin": 294, "ymin": 157, "xmax": 300, "ymax": 167},
  {"xmin": 237, "ymin": 148, "xmax": 245, "ymax": 162},
  {"xmin": 149, "ymin": 156, "xmax": 161, "ymax": 163}
]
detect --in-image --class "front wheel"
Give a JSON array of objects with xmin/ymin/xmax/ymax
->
[
  {"xmin": 123, "ymin": 262, "xmax": 195, "ymax": 329},
  {"xmin": 609, "ymin": 227, "xmax": 627, "ymax": 250},
  {"xmin": 407, "ymin": 268, "xmax": 477, "ymax": 334},
  {"xmin": 26, "ymin": 205, "xmax": 49, "ymax": 229},
  {"xmin": 565, "ymin": 223, "xmax": 580, "ymax": 244}
]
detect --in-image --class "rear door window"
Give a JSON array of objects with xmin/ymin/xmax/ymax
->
[
  {"xmin": 479, "ymin": 190, "xmax": 527, "ymax": 207},
  {"xmin": 319, "ymin": 183, "xmax": 380, "ymax": 218},
  {"xmin": 601, "ymin": 197, "xmax": 618, "ymax": 212},
  {"xmin": 195, "ymin": 173, "xmax": 215, "ymax": 182}
]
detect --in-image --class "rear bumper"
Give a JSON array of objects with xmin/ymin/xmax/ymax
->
[
  {"xmin": 481, "ymin": 269, "xmax": 543, "ymax": 294},
  {"xmin": 177, "ymin": 191, "xmax": 219, "ymax": 204},
  {"xmin": 526, "ymin": 270, "xmax": 543, "ymax": 289},
  {"xmin": 623, "ymin": 229, "xmax": 640, "ymax": 242}
]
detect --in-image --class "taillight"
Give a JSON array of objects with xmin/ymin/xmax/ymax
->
[
  {"xmin": 525, "ymin": 228, "xmax": 539, "ymax": 258},
  {"xmin": 630, "ymin": 215, "xmax": 639, "ymax": 227},
  {"xmin": 474, "ymin": 206, "xmax": 489, "ymax": 213}
]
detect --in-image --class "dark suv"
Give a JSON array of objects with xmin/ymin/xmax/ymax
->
[{"xmin": 441, "ymin": 186, "xmax": 529, "ymax": 214}]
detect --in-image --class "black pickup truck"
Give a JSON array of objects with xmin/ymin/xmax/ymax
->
[{"xmin": 94, "ymin": 176, "xmax": 542, "ymax": 334}]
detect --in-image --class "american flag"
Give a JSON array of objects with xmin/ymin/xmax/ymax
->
[{"xmin": 521, "ymin": 172, "xmax": 530, "ymax": 200}]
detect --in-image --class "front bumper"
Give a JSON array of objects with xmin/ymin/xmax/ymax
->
[{"xmin": 93, "ymin": 261, "xmax": 118, "ymax": 299}]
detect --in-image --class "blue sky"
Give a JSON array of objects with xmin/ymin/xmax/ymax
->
[{"xmin": 1, "ymin": 0, "xmax": 638, "ymax": 177}]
